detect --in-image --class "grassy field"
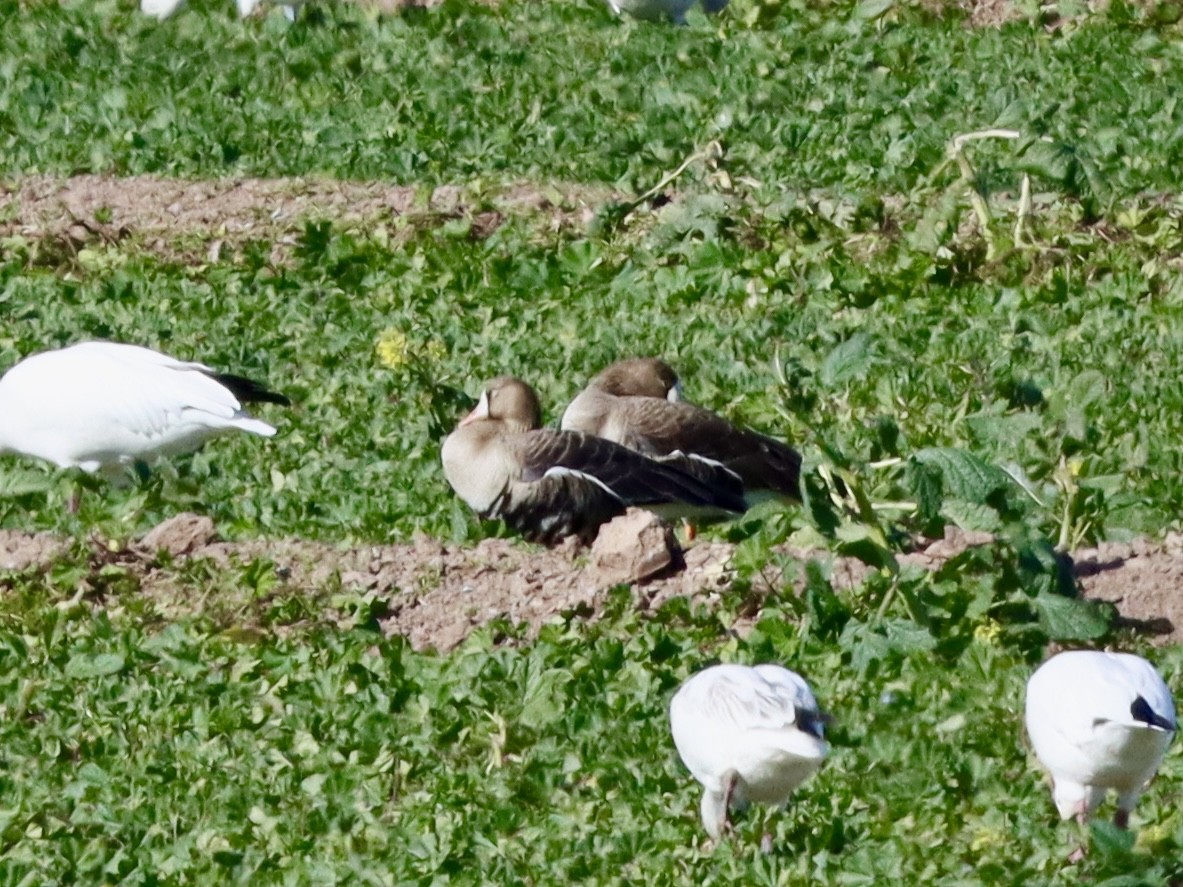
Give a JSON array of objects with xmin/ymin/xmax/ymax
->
[{"xmin": 3, "ymin": 0, "xmax": 1183, "ymax": 881}]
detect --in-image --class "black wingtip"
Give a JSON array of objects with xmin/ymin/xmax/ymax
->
[
  {"xmin": 211, "ymin": 372, "xmax": 291, "ymax": 407},
  {"xmin": 796, "ymin": 708, "xmax": 827, "ymax": 740},
  {"xmin": 1131, "ymin": 695, "xmax": 1176, "ymax": 731}
]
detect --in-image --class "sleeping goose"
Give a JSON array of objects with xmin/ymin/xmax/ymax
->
[
  {"xmin": 0, "ymin": 341, "xmax": 289, "ymax": 476},
  {"xmin": 441, "ymin": 376, "xmax": 746, "ymax": 545},
  {"xmin": 669, "ymin": 663, "xmax": 828, "ymax": 846},
  {"xmin": 562, "ymin": 358, "xmax": 802, "ymax": 508},
  {"xmin": 1025, "ymin": 650, "xmax": 1176, "ymax": 830}
]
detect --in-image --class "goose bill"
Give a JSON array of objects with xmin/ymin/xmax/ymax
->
[{"xmin": 458, "ymin": 390, "xmax": 491, "ymax": 427}]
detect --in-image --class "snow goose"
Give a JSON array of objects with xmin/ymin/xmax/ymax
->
[
  {"xmin": 440, "ymin": 376, "xmax": 746, "ymax": 545},
  {"xmin": 669, "ymin": 663, "xmax": 828, "ymax": 845},
  {"xmin": 0, "ymin": 341, "xmax": 289, "ymax": 476},
  {"xmin": 1025, "ymin": 650, "xmax": 1175, "ymax": 830},
  {"xmin": 562, "ymin": 358, "xmax": 802, "ymax": 508}
]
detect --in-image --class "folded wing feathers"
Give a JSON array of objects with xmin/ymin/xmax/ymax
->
[
  {"xmin": 708, "ymin": 669, "xmax": 817, "ymax": 735},
  {"xmin": 514, "ymin": 429, "xmax": 744, "ymax": 514},
  {"xmin": 604, "ymin": 397, "xmax": 802, "ymax": 500},
  {"xmin": 486, "ymin": 468, "xmax": 626, "ymax": 545},
  {"xmin": 208, "ymin": 372, "xmax": 291, "ymax": 408}
]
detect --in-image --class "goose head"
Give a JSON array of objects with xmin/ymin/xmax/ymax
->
[
  {"xmin": 459, "ymin": 376, "xmax": 543, "ymax": 433},
  {"xmin": 589, "ymin": 358, "xmax": 682, "ymax": 402}
]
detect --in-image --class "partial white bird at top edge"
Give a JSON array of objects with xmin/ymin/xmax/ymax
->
[{"xmin": 606, "ymin": 0, "xmax": 728, "ymax": 25}]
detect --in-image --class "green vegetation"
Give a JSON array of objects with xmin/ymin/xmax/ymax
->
[{"xmin": 3, "ymin": 0, "xmax": 1183, "ymax": 880}]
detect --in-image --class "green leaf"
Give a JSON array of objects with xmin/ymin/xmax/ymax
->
[
  {"xmin": 1030, "ymin": 592, "xmax": 1110, "ymax": 641},
  {"xmin": 0, "ymin": 467, "xmax": 56, "ymax": 497},
  {"xmin": 940, "ymin": 499, "xmax": 1002, "ymax": 533},
  {"xmin": 300, "ymin": 773, "xmax": 327, "ymax": 797},
  {"xmin": 820, "ymin": 332, "xmax": 876, "ymax": 388},
  {"xmin": 911, "ymin": 448, "xmax": 1010, "ymax": 504},
  {"xmin": 64, "ymin": 652, "xmax": 126, "ymax": 679},
  {"xmin": 1067, "ymin": 369, "xmax": 1108, "ymax": 411},
  {"xmin": 854, "ymin": 0, "xmax": 894, "ymax": 20}
]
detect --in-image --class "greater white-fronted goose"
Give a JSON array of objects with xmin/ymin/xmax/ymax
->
[
  {"xmin": 0, "ymin": 341, "xmax": 289, "ymax": 476},
  {"xmin": 562, "ymin": 357, "xmax": 802, "ymax": 507},
  {"xmin": 1025, "ymin": 650, "xmax": 1175, "ymax": 831},
  {"xmin": 669, "ymin": 663, "xmax": 828, "ymax": 846},
  {"xmin": 441, "ymin": 376, "xmax": 745, "ymax": 545}
]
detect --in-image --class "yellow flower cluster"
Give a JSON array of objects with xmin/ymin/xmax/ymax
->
[
  {"xmin": 375, "ymin": 329, "xmax": 409, "ymax": 369},
  {"xmin": 973, "ymin": 619, "xmax": 1002, "ymax": 645},
  {"xmin": 375, "ymin": 329, "xmax": 448, "ymax": 371}
]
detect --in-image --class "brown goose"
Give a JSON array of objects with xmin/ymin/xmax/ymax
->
[
  {"xmin": 561, "ymin": 358, "xmax": 802, "ymax": 507},
  {"xmin": 441, "ymin": 377, "xmax": 746, "ymax": 545}
]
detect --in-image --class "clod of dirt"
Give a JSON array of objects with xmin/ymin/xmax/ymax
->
[
  {"xmin": 138, "ymin": 513, "xmax": 219, "ymax": 558},
  {"xmin": 590, "ymin": 509, "xmax": 678, "ymax": 586},
  {"xmin": 1073, "ymin": 532, "xmax": 1183, "ymax": 638},
  {"xmin": 0, "ymin": 530, "xmax": 68, "ymax": 571}
]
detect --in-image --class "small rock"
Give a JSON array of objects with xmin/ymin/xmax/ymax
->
[
  {"xmin": 1094, "ymin": 541, "xmax": 1133, "ymax": 564},
  {"xmin": 1131, "ymin": 537, "xmax": 1156, "ymax": 558},
  {"xmin": 413, "ymin": 532, "xmax": 447, "ymax": 558},
  {"xmin": 340, "ymin": 570, "xmax": 379, "ymax": 591},
  {"xmin": 0, "ymin": 530, "xmax": 68, "ymax": 571},
  {"xmin": 590, "ymin": 509, "xmax": 678, "ymax": 586},
  {"xmin": 139, "ymin": 513, "xmax": 218, "ymax": 558},
  {"xmin": 923, "ymin": 526, "xmax": 995, "ymax": 560}
]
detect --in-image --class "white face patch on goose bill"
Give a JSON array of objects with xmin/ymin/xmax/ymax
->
[
  {"xmin": 668, "ymin": 381, "xmax": 682, "ymax": 403},
  {"xmin": 459, "ymin": 389, "xmax": 491, "ymax": 427}
]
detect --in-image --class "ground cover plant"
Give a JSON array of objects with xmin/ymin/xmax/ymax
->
[{"xmin": 3, "ymin": 0, "xmax": 1183, "ymax": 881}]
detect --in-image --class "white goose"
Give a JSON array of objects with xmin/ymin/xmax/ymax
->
[
  {"xmin": 0, "ymin": 341, "xmax": 288, "ymax": 476},
  {"xmin": 1025, "ymin": 650, "xmax": 1176, "ymax": 830},
  {"xmin": 669, "ymin": 663, "xmax": 828, "ymax": 845}
]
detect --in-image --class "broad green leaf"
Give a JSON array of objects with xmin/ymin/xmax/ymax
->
[
  {"xmin": 940, "ymin": 499, "xmax": 1002, "ymax": 533},
  {"xmin": 911, "ymin": 449, "xmax": 1010, "ymax": 504},
  {"xmin": 1030, "ymin": 592, "xmax": 1110, "ymax": 641},
  {"xmin": 820, "ymin": 332, "xmax": 876, "ymax": 388},
  {"xmin": 64, "ymin": 652, "xmax": 125, "ymax": 679},
  {"xmin": 854, "ymin": 0, "xmax": 894, "ymax": 20}
]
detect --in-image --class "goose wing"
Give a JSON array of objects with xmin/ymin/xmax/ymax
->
[
  {"xmin": 507, "ymin": 428, "xmax": 744, "ymax": 513},
  {"xmin": 614, "ymin": 398, "xmax": 802, "ymax": 499}
]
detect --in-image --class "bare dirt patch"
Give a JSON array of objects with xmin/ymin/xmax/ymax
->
[
  {"xmin": 2, "ymin": 515, "xmax": 1182, "ymax": 651},
  {"xmin": 0, "ymin": 175, "xmax": 616, "ymax": 262}
]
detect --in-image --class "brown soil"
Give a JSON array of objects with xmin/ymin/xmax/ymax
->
[
  {"xmin": 0, "ymin": 175, "xmax": 616, "ymax": 263},
  {"xmin": 3, "ymin": 515, "xmax": 1182, "ymax": 651}
]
